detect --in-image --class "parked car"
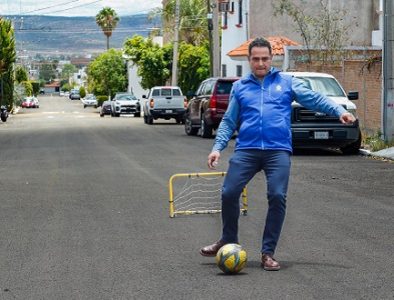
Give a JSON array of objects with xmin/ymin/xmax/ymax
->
[
  {"xmin": 81, "ymin": 94, "xmax": 98, "ymax": 108},
  {"xmin": 283, "ymin": 71, "xmax": 361, "ymax": 154},
  {"xmin": 100, "ymin": 100, "xmax": 112, "ymax": 117},
  {"xmin": 142, "ymin": 86, "xmax": 186, "ymax": 124},
  {"xmin": 184, "ymin": 77, "xmax": 239, "ymax": 138},
  {"xmin": 70, "ymin": 92, "xmax": 81, "ymax": 100},
  {"xmin": 21, "ymin": 96, "xmax": 39, "ymax": 108},
  {"xmin": 110, "ymin": 92, "xmax": 141, "ymax": 117}
]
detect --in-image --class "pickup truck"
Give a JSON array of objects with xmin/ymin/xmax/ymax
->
[
  {"xmin": 142, "ymin": 86, "xmax": 187, "ymax": 124},
  {"xmin": 284, "ymin": 71, "xmax": 361, "ymax": 154}
]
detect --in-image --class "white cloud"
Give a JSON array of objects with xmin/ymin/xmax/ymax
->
[{"xmin": 1, "ymin": 0, "xmax": 162, "ymax": 16}]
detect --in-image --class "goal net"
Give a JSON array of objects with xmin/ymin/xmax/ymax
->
[{"xmin": 168, "ymin": 172, "xmax": 248, "ymax": 218}]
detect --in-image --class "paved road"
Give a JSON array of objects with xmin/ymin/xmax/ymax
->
[{"xmin": 0, "ymin": 95, "xmax": 393, "ymax": 299}]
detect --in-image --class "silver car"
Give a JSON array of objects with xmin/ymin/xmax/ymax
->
[{"xmin": 81, "ymin": 94, "xmax": 98, "ymax": 108}]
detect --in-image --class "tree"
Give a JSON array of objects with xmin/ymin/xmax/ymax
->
[
  {"xmin": 272, "ymin": 0, "xmax": 349, "ymax": 64},
  {"xmin": 39, "ymin": 61, "xmax": 57, "ymax": 82},
  {"xmin": 161, "ymin": 0, "xmax": 208, "ymax": 46},
  {"xmin": 61, "ymin": 64, "xmax": 77, "ymax": 81},
  {"xmin": 0, "ymin": 17, "xmax": 16, "ymax": 108},
  {"xmin": 87, "ymin": 49, "xmax": 127, "ymax": 98},
  {"xmin": 178, "ymin": 42, "xmax": 209, "ymax": 93},
  {"xmin": 15, "ymin": 65, "xmax": 28, "ymax": 83},
  {"xmin": 124, "ymin": 35, "xmax": 172, "ymax": 89},
  {"xmin": 95, "ymin": 7, "xmax": 120, "ymax": 50}
]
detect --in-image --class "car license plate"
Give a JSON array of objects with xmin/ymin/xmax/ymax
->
[
  {"xmin": 314, "ymin": 131, "xmax": 329, "ymax": 139},
  {"xmin": 165, "ymin": 110, "xmax": 172, "ymax": 113}
]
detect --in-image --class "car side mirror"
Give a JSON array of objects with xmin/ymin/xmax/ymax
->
[{"xmin": 347, "ymin": 91, "xmax": 358, "ymax": 100}]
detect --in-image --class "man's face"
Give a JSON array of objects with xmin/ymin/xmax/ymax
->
[{"xmin": 248, "ymin": 46, "xmax": 272, "ymax": 79}]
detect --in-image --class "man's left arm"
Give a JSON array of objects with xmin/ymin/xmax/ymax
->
[{"xmin": 292, "ymin": 77, "xmax": 356, "ymax": 124}]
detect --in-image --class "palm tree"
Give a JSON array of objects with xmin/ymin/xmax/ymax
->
[
  {"xmin": 161, "ymin": 0, "xmax": 208, "ymax": 45},
  {"xmin": 95, "ymin": 7, "xmax": 120, "ymax": 50}
]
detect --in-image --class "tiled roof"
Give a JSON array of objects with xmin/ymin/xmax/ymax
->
[{"xmin": 227, "ymin": 36, "xmax": 300, "ymax": 57}]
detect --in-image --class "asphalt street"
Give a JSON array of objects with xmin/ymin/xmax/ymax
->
[{"xmin": 0, "ymin": 95, "xmax": 393, "ymax": 299}]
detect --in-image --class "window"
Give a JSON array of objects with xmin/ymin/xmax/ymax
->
[
  {"xmin": 152, "ymin": 89, "xmax": 160, "ymax": 96},
  {"xmin": 236, "ymin": 65, "xmax": 242, "ymax": 77},
  {"xmin": 222, "ymin": 12, "xmax": 228, "ymax": 29},
  {"xmin": 172, "ymin": 88, "xmax": 181, "ymax": 96},
  {"xmin": 237, "ymin": 0, "xmax": 243, "ymax": 26},
  {"xmin": 203, "ymin": 80, "xmax": 215, "ymax": 95},
  {"xmin": 216, "ymin": 81, "xmax": 234, "ymax": 95},
  {"xmin": 161, "ymin": 88, "xmax": 172, "ymax": 96},
  {"xmin": 222, "ymin": 64, "xmax": 227, "ymax": 77}
]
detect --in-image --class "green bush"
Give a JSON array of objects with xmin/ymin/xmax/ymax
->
[
  {"xmin": 96, "ymin": 95, "xmax": 108, "ymax": 107},
  {"xmin": 79, "ymin": 86, "xmax": 86, "ymax": 98}
]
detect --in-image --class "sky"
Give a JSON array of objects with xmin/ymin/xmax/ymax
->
[{"xmin": 1, "ymin": 0, "xmax": 162, "ymax": 17}]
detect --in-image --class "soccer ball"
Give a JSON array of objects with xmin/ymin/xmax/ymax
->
[{"xmin": 216, "ymin": 243, "xmax": 247, "ymax": 274}]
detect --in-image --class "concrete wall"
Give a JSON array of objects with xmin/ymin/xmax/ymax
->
[{"xmin": 249, "ymin": 0, "xmax": 379, "ymax": 46}]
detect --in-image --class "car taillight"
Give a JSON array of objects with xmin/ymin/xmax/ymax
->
[
  {"xmin": 209, "ymin": 94, "xmax": 217, "ymax": 110},
  {"xmin": 149, "ymin": 99, "xmax": 154, "ymax": 108}
]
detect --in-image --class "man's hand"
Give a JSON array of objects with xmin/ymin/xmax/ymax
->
[
  {"xmin": 339, "ymin": 112, "xmax": 356, "ymax": 124},
  {"xmin": 208, "ymin": 151, "xmax": 220, "ymax": 169}
]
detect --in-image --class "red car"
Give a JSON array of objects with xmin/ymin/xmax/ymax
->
[{"xmin": 21, "ymin": 97, "xmax": 39, "ymax": 108}]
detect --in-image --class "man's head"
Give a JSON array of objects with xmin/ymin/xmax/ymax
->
[{"xmin": 248, "ymin": 37, "xmax": 273, "ymax": 79}]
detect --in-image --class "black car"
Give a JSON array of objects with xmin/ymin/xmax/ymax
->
[{"xmin": 100, "ymin": 100, "xmax": 112, "ymax": 117}]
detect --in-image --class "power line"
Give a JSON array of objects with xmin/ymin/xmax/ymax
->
[
  {"xmin": 32, "ymin": 0, "xmax": 103, "ymax": 15},
  {"xmin": 22, "ymin": 0, "xmax": 81, "ymax": 14}
]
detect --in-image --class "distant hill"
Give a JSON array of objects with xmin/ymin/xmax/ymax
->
[{"xmin": 9, "ymin": 14, "xmax": 161, "ymax": 55}]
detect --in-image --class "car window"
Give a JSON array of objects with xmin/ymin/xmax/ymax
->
[
  {"xmin": 152, "ymin": 89, "xmax": 160, "ymax": 96},
  {"xmin": 203, "ymin": 80, "xmax": 215, "ymax": 95},
  {"xmin": 216, "ymin": 81, "xmax": 234, "ymax": 95},
  {"xmin": 298, "ymin": 76, "xmax": 346, "ymax": 97},
  {"xmin": 197, "ymin": 82, "xmax": 206, "ymax": 96},
  {"xmin": 172, "ymin": 89, "xmax": 181, "ymax": 96},
  {"xmin": 161, "ymin": 88, "xmax": 172, "ymax": 96}
]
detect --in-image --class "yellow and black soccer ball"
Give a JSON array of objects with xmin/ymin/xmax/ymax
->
[{"xmin": 215, "ymin": 243, "xmax": 247, "ymax": 274}]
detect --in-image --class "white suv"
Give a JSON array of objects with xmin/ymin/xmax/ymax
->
[{"xmin": 110, "ymin": 93, "xmax": 141, "ymax": 117}]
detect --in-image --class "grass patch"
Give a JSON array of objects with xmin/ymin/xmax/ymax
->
[{"xmin": 362, "ymin": 131, "xmax": 394, "ymax": 152}]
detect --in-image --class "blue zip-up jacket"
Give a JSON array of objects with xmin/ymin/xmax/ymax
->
[{"xmin": 212, "ymin": 68, "xmax": 347, "ymax": 153}]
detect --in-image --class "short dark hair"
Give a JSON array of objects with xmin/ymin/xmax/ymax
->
[{"xmin": 248, "ymin": 37, "xmax": 272, "ymax": 56}]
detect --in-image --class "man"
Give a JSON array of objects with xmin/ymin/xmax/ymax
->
[{"xmin": 199, "ymin": 37, "xmax": 356, "ymax": 271}]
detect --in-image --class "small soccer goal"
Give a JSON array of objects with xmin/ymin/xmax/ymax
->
[{"xmin": 168, "ymin": 172, "xmax": 248, "ymax": 218}]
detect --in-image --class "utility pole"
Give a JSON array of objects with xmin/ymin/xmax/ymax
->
[
  {"xmin": 207, "ymin": 0, "xmax": 220, "ymax": 77},
  {"xmin": 171, "ymin": 0, "xmax": 180, "ymax": 86},
  {"xmin": 383, "ymin": 0, "xmax": 394, "ymax": 141},
  {"xmin": 207, "ymin": 0, "xmax": 214, "ymax": 77},
  {"xmin": 212, "ymin": 1, "xmax": 220, "ymax": 77}
]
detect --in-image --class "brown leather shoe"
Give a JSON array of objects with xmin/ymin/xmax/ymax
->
[
  {"xmin": 261, "ymin": 253, "xmax": 281, "ymax": 271},
  {"xmin": 199, "ymin": 240, "xmax": 226, "ymax": 257}
]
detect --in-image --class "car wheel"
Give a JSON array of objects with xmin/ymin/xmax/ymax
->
[
  {"xmin": 84, "ymin": 105, "xmax": 86, "ymax": 108},
  {"xmin": 340, "ymin": 130, "xmax": 362, "ymax": 155},
  {"xmin": 100, "ymin": 113, "xmax": 104, "ymax": 117},
  {"xmin": 200, "ymin": 117, "xmax": 213, "ymax": 138},
  {"xmin": 184, "ymin": 113, "xmax": 198, "ymax": 136}
]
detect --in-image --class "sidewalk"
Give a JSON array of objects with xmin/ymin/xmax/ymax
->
[{"xmin": 360, "ymin": 147, "xmax": 394, "ymax": 161}]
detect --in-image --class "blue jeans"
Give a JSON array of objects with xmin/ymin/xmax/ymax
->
[{"xmin": 221, "ymin": 149, "xmax": 291, "ymax": 254}]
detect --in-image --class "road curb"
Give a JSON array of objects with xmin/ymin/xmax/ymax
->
[{"xmin": 359, "ymin": 148, "xmax": 394, "ymax": 161}]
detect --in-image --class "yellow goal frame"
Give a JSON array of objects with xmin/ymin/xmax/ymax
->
[{"xmin": 168, "ymin": 172, "xmax": 248, "ymax": 218}]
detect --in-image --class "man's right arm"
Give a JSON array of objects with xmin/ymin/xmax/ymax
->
[
  {"xmin": 212, "ymin": 91, "xmax": 240, "ymax": 153},
  {"xmin": 208, "ymin": 91, "xmax": 239, "ymax": 169}
]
